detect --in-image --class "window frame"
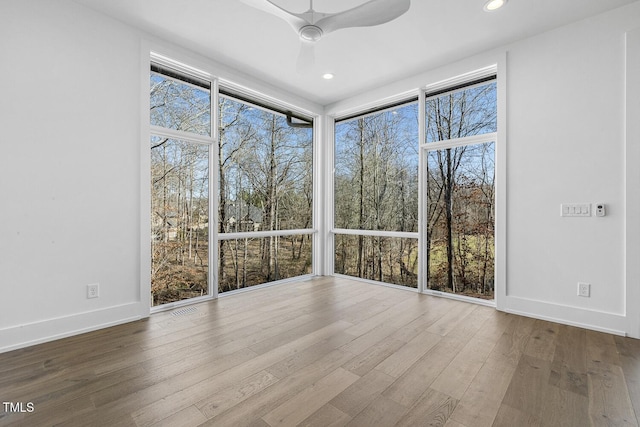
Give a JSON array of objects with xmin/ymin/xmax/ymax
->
[
  {"xmin": 145, "ymin": 52, "xmax": 319, "ymax": 312},
  {"xmin": 215, "ymin": 90, "xmax": 317, "ymax": 295},
  {"xmin": 419, "ymin": 70, "xmax": 499, "ymax": 305},
  {"xmin": 329, "ymin": 66, "xmax": 503, "ymax": 306},
  {"xmin": 142, "ymin": 48, "xmax": 504, "ymax": 311},
  {"xmin": 148, "ymin": 55, "xmax": 217, "ymax": 310},
  {"xmin": 331, "ymin": 98, "xmax": 421, "ymax": 290}
]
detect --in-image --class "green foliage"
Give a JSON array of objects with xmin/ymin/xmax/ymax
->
[{"xmin": 427, "ymin": 235, "xmax": 495, "ymax": 299}]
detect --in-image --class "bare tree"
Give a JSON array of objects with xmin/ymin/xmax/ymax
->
[
  {"xmin": 425, "ymin": 82, "xmax": 497, "ymax": 296},
  {"xmin": 334, "ymin": 103, "xmax": 419, "ymax": 287},
  {"xmin": 218, "ymin": 97, "xmax": 255, "ymax": 288},
  {"xmin": 150, "ymin": 72, "xmax": 211, "ymax": 305}
]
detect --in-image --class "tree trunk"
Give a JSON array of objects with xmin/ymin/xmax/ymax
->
[
  {"xmin": 444, "ymin": 148, "xmax": 455, "ymax": 293},
  {"xmin": 218, "ymin": 130, "xmax": 227, "ymax": 286},
  {"xmin": 357, "ymin": 118, "xmax": 365, "ymax": 278}
]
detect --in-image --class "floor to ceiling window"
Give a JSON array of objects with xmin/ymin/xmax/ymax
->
[
  {"xmin": 422, "ymin": 77, "xmax": 497, "ymax": 300},
  {"xmin": 150, "ymin": 64, "xmax": 212, "ymax": 306},
  {"xmin": 331, "ymin": 72, "xmax": 498, "ymax": 301},
  {"xmin": 148, "ymin": 55, "xmax": 496, "ymax": 306},
  {"xmin": 217, "ymin": 93, "xmax": 314, "ymax": 293},
  {"xmin": 149, "ymin": 57, "xmax": 315, "ymax": 306},
  {"xmin": 333, "ymin": 100, "xmax": 420, "ymax": 288}
]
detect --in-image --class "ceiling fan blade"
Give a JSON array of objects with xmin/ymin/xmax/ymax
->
[
  {"xmin": 239, "ymin": 0, "xmax": 307, "ymax": 31},
  {"xmin": 296, "ymin": 40, "xmax": 316, "ymax": 74},
  {"xmin": 316, "ymin": 0, "xmax": 410, "ymax": 35}
]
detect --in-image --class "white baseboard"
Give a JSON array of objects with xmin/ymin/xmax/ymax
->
[
  {"xmin": 0, "ymin": 302, "xmax": 149, "ymax": 353},
  {"xmin": 501, "ymin": 296, "xmax": 627, "ymax": 336}
]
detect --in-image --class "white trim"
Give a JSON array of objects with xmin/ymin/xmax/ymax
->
[
  {"xmin": 504, "ymin": 295, "xmax": 628, "ymax": 337},
  {"xmin": 324, "ymin": 115, "xmax": 336, "ymax": 276},
  {"xmin": 424, "ymin": 65, "xmax": 497, "ymax": 95},
  {"xmin": 140, "ymin": 41, "xmax": 153, "ymax": 313},
  {"xmin": 333, "ymin": 97, "xmax": 419, "ymax": 123},
  {"xmin": 503, "ymin": 308, "xmax": 626, "ymax": 337},
  {"xmin": 625, "ymin": 28, "xmax": 640, "ymax": 338},
  {"xmin": 418, "ymin": 89, "xmax": 427, "ymax": 293},
  {"xmin": 210, "ymin": 77, "xmax": 220, "ymax": 300},
  {"xmin": 421, "ymin": 289, "xmax": 496, "ymax": 307},
  {"xmin": 150, "ymin": 125, "xmax": 214, "ymax": 145},
  {"xmin": 0, "ymin": 302, "xmax": 146, "ymax": 354},
  {"xmin": 219, "ymin": 229, "xmax": 317, "ymax": 240},
  {"xmin": 150, "ymin": 293, "xmax": 215, "ymax": 314},
  {"xmin": 332, "ymin": 228, "xmax": 419, "ymax": 240},
  {"xmin": 219, "ymin": 274, "xmax": 316, "ymax": 297},
  {"xmin": 421, "ymin": 132, "xmax": 497, "ymax": 150},
  {"xmin": 328, "ymin": 89, "xmax": 419, "ymax": 121},
  {"xmin": 495, "ymin": 53, "xmax": 507, "ymax": 312},
  {"xmin": 333, "ymin": 273, "xmax": 419, "ymax": 293},
  {"xmin": 313, "ymin": 115, "xmax": 325, "ymax": 276},
  {"xmin": 151, "ymin": 51, "xmax": 212, "ymax": 81}
]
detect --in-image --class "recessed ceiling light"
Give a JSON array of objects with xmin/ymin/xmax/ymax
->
[
  {"xmin": 322, "ymin": 73, "xmax": 334, "ymax": 80},
  {"xmin": 483, "ymin": 0, "xmax": 507, "ymax": 12}
]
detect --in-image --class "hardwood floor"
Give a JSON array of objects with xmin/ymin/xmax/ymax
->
[{"xmin": 1, "ymin": 276, "xmax": 639, "ymax": 426}]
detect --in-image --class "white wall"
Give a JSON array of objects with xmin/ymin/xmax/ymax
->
[
  {"xmin": 502, "ymin": 5, "xmax": 638, "ymax": 335},
  {"xmin": 0, "ymin": 0, "xmax": 145, "ymax": 351},
  {"xmin": 327, "ymin": 2, "xmax": 640, "ymax": 337},
  {"xmin": 0, "ymin": 0, "xmax": 322, "ymax": 352},
  {"xmin": 626, "ymin": 27, "xmax": 640, "ymax": 339}
]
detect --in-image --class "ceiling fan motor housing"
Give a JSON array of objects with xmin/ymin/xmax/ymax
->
[{"xmin": 299, "ymin": 25, "xmax": 323, "ymax": 41}]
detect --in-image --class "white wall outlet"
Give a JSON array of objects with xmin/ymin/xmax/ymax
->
[
  {"xmin": 578, "ymin": 282, "xmax": 590, "ymax": 297},
  {"xmin": 87, "ymin": 283, "xmax": 100, "ymax": 299}
]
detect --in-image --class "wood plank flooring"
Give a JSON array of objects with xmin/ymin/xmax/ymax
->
[{"xmin": 1, "ymin": 276, "xmax": 639, "ymax": 426}]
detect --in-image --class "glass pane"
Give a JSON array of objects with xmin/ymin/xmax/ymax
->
[
  {"xmin": 335, "ymin": 102, "xmax": 419, "ymax": 232},
  {"xmin": 151, "ymin": 137, "xmax": 209, "ymax": 306},
  {"xmin": 218, "ymin": 234, "xmax": 312, "ymax": 293},
  {"xmin": 425, "ymin": 81, "xmax": 496, "ymax": 143},
  {"xmin": 150, "ymin": 72, "xmax": 211, "ymax": 136},
  {"xmin": 426, "ymin": 142, "xmax": 495, "ymax": 299},
  {"xmin": 334, "ymin": 234, "xmax": 418, "ymax": 288},
  {"xmin": 218, "ymin": 96, "xmax": 313, "ymax": 233}
]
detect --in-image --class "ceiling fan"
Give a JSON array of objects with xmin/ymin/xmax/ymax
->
[
  {"xmin": 240, "ymin": 0, "xmax": 411, "ymax": 43},
  {"xmin": 240, "ymin": 0, "xmax": 411, "ymax": 71}
]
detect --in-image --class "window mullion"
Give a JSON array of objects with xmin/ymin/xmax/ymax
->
[
  {"xmin": 422, "ymin": 132, "xmax": 497, "ymax": 151},
  {"xmin": 418, "ymin": 89, "xmax": 427, "ymax": 293},
  {"xmin": 150, "ymin": 125, "xmax": 214, "ymax": 145},
  {"xmin": 210, "ymin": 77, "xmax": 219, "ymax": 299}
]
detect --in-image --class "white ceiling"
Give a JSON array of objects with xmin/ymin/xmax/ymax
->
[{"xmin": 73, "ymin": 0, "xmax": 637, "ymax": 105}]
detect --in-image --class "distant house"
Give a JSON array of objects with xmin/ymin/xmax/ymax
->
[
  {"xmin": 151, "ymin": 212, "xmax": 178, "ymax": 241},
  {"xmin": 225, "ymin": 201, "xmax": 262, "ymax": 232}
]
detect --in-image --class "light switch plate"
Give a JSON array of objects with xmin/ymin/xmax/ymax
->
[{"xmin": 561, "ymin": 203, "xmax": 591, "ymax": 217}]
